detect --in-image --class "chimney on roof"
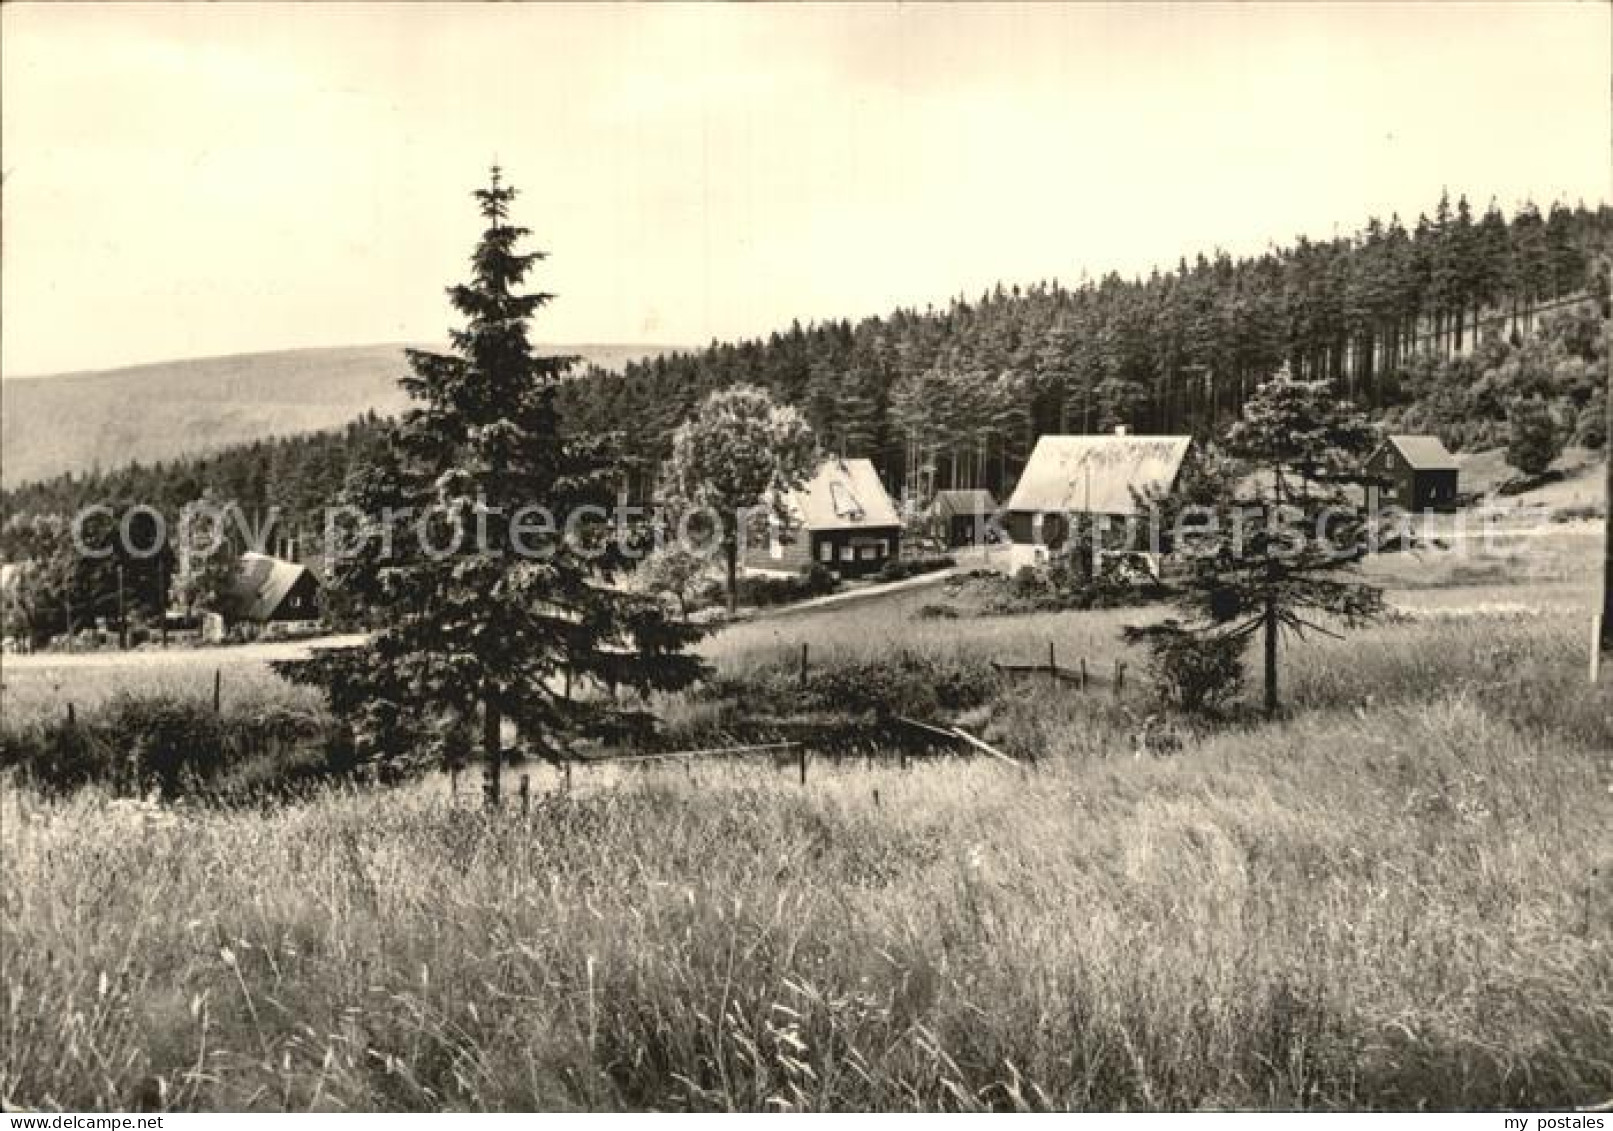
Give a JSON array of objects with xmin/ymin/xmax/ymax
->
[{"xmin": 1113, "ymin": 425, "xmax": 1128, "ymax": 437}]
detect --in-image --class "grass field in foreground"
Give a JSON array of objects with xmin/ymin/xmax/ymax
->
[{"xmin": 3, "ymin": 579, "xmax": 1611, "ymax": 1111}]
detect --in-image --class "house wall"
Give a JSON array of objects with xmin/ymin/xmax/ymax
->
[
  {"xmin": 739, "ymin": 527, "xmax": 815, "ymax": 574},
  {"xmin": 945, "ymin": 514, "xmax": 990, "ymax": 547},
  {"xmin": 266, "ymin": 574, "xmax": 321, "ymax": 622},
  {"xmin": 743, "ymin": 525, "xmax": 902, "ymax": 577},
  {"xmin": 811, "ymin": 527, "xmax": 902, "ymax": 577},
  {"xmin": 1006, "ymin": 510, "xmax": 1074, "ymax": 547},
  {"xmin": 1365, "ymin": 451, "xmax": 1459, "ymax": 512},
  {"xmin": 1005, "ymin": 511, "xmax": 1037, "ymax": 545},
  {"xmin": 1410, "ymin": 469, "xmax": 1459, "ymax": 510}
]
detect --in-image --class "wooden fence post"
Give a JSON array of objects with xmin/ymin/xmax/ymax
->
[
  {"xmin": 116, "ymin": 565, "xmax": 127, "ymax": 651},
  {"xmin": 899, "ymin": 745, "xmax": 908, "ymax": 772},
  {"xmin": 450, "ymin": 764, "xmax": 460, "ymax": 796},
  {"xmin": 158, "ymin": 561, "xmax": 169, "ymax": 648},
  {"xmin": 1080, "ymin": 657, "xmax": 1088, "ymax": 691},
  {"xmin": 66, "ymin": 701, "xmax": 75, "ymax": 727},
  {"xmin": 213, "ymin": 669, "xmax": 222, "ymax": 714},
  {"xmin": 1114, "ymin": 659, "xmax": 1126, "ymax": 697},
  {"xmin": 800, "ymin": 642, "xmax": 809, "ymax": 689},
  {"xmin": 1048, "ymin": 641, "xmax": 1057, "ymax": 683},
  {"xmin": 1593, "ymin": 615, "xmax": 1603, "ymax": 684},
  {"xmin": 798, "ymin": 746, "xmax": 808, "ymax": 787},
  {"xmin": 564, "ymin": 757, "xmax": 573, "ymax": 794},
  {"xmin": 519, "ymin": 774, "xmax": 531, "ymax": 815}
]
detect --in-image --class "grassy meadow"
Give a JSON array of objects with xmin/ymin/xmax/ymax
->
[{"xmin": 2, "ymin": 571, "xmax": 1611, "ymax": 1110}]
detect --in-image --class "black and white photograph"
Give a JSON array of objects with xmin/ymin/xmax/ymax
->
[{"xmin": 1, "ymin": 1, "xmax": 1610, "ymax": 1116}]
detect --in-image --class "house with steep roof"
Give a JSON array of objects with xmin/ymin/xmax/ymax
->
[
  {"xmin": 1364, "ymin": 434, "xmax": 1460, "ymax": 511},
  {"xmin": 1004, "ymin": 432, "xmax": 1193, "ymax": 547},
  {"xmin": 212, "ymin": 552, "xmax": 321, "ymax": 635},
  {"xmin": 742, "ymin": 457, "xmax": 903, "ymax": 578}
]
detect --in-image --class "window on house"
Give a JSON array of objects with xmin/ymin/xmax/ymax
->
[
  {"xmin": 840, "ymin": 545, "xmax": 855, "ymax": 562},
  {"xmin": 878, "ymin": 539, "xmax": 888, "ymax": 557},
  {"xmin": 859, "ymin": 546, "xmax": 876, "ymax": 560},
  {"xmin": 819, "ymin": 541, "xmax": 833, "ymax": 563}
]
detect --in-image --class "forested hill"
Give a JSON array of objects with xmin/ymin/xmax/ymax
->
[
  {"xmin": 0, "ymin": 342, "xmax": 674, "ymax": 488},
  {"xmin": 3, "ymin": 193, "xmax": 1609, "ymax": 544},
  {"xmin": 558, "ymin": 193, "xmax": 1611, "ymax": 499}
]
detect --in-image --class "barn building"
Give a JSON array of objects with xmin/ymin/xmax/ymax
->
[
  {"xmin": 1004, "ymin": 433, "xmax": 1193, "ymax": 547},
  {"xmin": 1363, "ymin": 435, "xmax": 1460, "ymax": 512},
  {"xmin": 203, "ymin": 552, "xmax": 321, "ymax": 641},
  {"xmin": 742, "ymin": 457, "xmax": 903, "ymax": 578},
  {"xmin": 925, "ymin": 489, "xmax": 998, "ymax": 547}
]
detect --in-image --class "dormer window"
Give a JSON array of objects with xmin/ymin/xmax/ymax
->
[{"xmin": 830, "ymin": 482, "xmax": 865, "ymax": 522}]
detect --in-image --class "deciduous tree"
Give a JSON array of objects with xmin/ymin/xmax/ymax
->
[{"xmin": 662, "ymin": 385, "xmax": 816, "ymax": 613}]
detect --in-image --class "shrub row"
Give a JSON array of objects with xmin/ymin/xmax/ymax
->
[
  {"xmin": 0, "ymin": 693, "xmax": 357, "ymax": 800},
  {"xmin": 735, "ymin": 564, "xmax": 839, "ymax": 608},
  {"xmin": 933, "ymin": 563, "xmax": 1169, "ymax": 619},
  {"xmin": 699, "ymin": 649, "xmax": 1001, "ymax": 721},
  {"xmin": 873, "ymin": 554, "xmax": 956, "ymax": 583}
]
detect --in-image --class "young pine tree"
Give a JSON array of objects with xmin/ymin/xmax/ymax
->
[{"xmin": 276, "ymin": 169, "xmax": 704, "ymax": 803}]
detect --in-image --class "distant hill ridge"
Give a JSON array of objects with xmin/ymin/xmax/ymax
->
[{"xmin": 0, "ymin": 342, "xmax": 675, "ymax": 487}]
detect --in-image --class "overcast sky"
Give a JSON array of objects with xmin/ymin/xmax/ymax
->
[{"xmin": 2, "ymin": 2, "xmax": 1609, "ymax": 377}]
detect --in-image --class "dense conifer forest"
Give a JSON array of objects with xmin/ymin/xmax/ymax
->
[
  {"xmin": 557, "ymin": 193, "xmax": 1610, "ymax": 499},
  {"xmin": 4, "ymin": 191, "xmax": 1609, "ymax": 561}
]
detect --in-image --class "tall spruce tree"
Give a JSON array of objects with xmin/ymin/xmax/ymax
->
[{"xmin": 276, "ymin": 169, "xmax": 704, "ymax": 803}]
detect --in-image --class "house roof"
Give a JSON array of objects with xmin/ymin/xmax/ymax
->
[
  {"xmin": 1381, "ymin": 434, "xmax": 1460, "ymax": 472},
  {"xmin": 927, "ymin": 489, "xmax": 998, "ymax": 520},
  {"xmin": 223, "ymin": 552, "xmax": 316, "ymax": 621},
  {"xmin": 786, "ymin": 458, "xmax": 902, "ymax": 532},
  {"xmin": 1006, "ymin": 435, "xmax": 1193, "ymax": 516}
]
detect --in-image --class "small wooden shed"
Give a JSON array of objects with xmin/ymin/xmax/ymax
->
[
  {"xmin": 926, "ymin": 489, "xmax": 998, "ymax": 547},
  {"xmin": 1364, "ymin": 435, "xmax": 1460, "ymax": 512}
]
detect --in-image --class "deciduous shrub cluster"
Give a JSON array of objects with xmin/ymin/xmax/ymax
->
[
  {"xmin": 873, "ymin": 555, "xmax": 956, "ymax": 583},
  {"xmin": 0, "ymin": 693, "xmax": 355, "ymax": 799},
  {"xmin": 700, "ymin": 650, "xmax": 1000, "ymax": 720},
  {"xmin": 735, "ymin": 564, "xmax": 839, "ymax": 608}
]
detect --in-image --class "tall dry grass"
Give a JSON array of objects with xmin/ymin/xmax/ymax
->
[{"xmin": 4, "ymin": 577, "xmax": 1610, "ymax": 1110}]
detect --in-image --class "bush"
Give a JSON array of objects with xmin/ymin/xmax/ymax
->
[
  {"xmin": 735, "ymin": 563, "xmax": 839, "ymax": 608},
  {"xmin": 1549, "ymin": 503, "xmax": 1603, "ymax": 523},
  {"xmin": 1574, "ymin": 389, "xmax": 1606, "ymax": 450},
  {"xmin": 1506, "ymin": 399, "xmax": 1565, "ymax": 478},
  {"xmin": 914, "ymin": 603, "xmax": 959, "ymax": 620},
  {"xmin": 638, "ymin": 545, "xmax": 717, "ymax": 615},
  {"xmin": 967, "ymin": 558, "xmax": 1166, "ymax": 616},
  {"xmin": 1126, "ymin": 621, "xmax": 1248, "ymax": 717},
  {"xmin": 874, "ymin": 555, "xmax": 955, "ymax": 583},
  {"xmin": 0, "ymin": 693, "xmax": 350, "ymax": 799},
  {"xmin": 700, "ymin": 650, "xmax": 999, "ymax": 720}
]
